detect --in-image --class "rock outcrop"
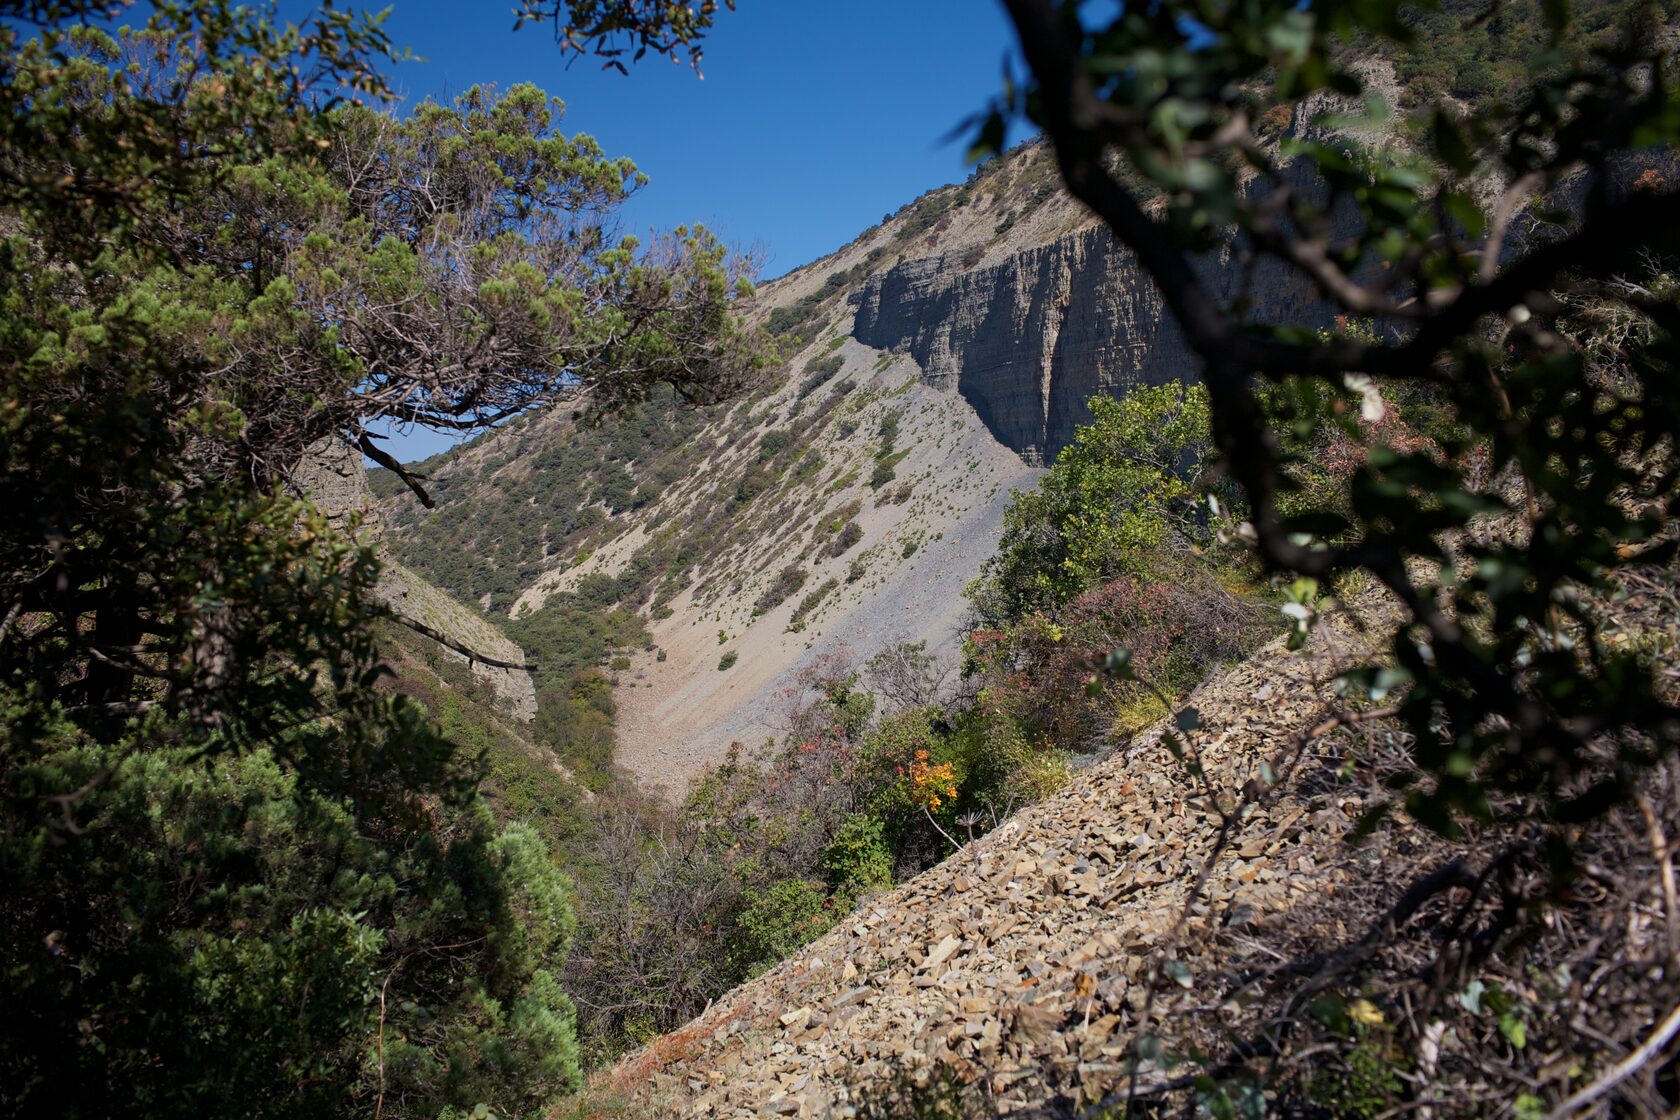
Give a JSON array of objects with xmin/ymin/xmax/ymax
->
[
  {"xmin": 297, "ymin": 438, "xmax": 538, "ymax": 720},
  {"xmin": 854, "ymin": 125, "xmax": 1680, "ymax": 466},
  {"xmin": 375, "ymin": 561, "xmax": 538, "ymax": 721},
  {"xmin": 852, "ymin": 222, "xmax": 1328, "ymax": 465}
]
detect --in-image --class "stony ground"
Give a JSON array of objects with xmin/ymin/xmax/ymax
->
[
  {"xmin": 592, "ymin": 601, "xmax": 1398, "ymax": 1117},
  {"xmin": 610, "ymin": 342, "xmax": 1039, "ymax": 800}
]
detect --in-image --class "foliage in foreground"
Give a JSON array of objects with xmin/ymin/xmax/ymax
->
[
  {"xmin": 0, "ymin": 2, "xmax": 756, "ymax": 1115},
  {"xmin": 3, "ymin": 703, "xmax": 579, "ymax": 1119},
  {"xmin": 985, "ymin": 0, "xmax": 1680, "ymax": 840},
  {"xmin": 961, "ymin": 0, "xmax": 1680, "ymax": 1112}
]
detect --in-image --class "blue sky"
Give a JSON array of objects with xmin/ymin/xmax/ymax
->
[
  {"xmin": 385, "ymin": 1, "xmax": 1020, "ymax": 274},
  {"xmin": 370, "ymin": 1, "xmax": 1023, "ymax": 462}
]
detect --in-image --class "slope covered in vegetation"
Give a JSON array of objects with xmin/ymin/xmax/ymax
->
[{"xmin": 10, "ymin": 0, "xmax": 1680, "ymax": 1116}]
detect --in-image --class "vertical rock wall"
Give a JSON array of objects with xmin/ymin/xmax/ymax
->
[{"xmin": 852, "ymin": 220, "xmax": 1327, "ymax": 465}]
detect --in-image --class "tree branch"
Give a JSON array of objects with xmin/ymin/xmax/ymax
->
[
  {"xmin": 1547, "ymin": 999, "xmax": 1680, "ymax": 1119},
  {"xmin": 357, "ymin": 431, "xmax": 434, "ymax": 509},
  {"xmin": 379, "ymin": 609, "xmax": 537, "ymax": 672}
]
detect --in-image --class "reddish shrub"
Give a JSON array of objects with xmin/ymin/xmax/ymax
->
[{"xmin": 978, "ymin": 558, "xmax": 1269, "ymax": 747}]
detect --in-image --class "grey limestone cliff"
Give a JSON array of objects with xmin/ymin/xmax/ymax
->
[
  {"xmin": 853, "ymin": 142, "xmax": 1680, "ymax": 466},
  {"xmin": 852, "ymin": 223, "xmax": 1325, "ymax": 465}
]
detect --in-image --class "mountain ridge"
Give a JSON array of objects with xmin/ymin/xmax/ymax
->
[
  {"xmin": 371, "ymin": 139, "xmax": 1100, "ymax": 792},
  {"xmin": 369, "ymin": 129, "xmax": 1336, "ymax": 790}
]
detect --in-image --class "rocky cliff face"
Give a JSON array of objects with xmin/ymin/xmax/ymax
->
[
  {"xmin": 297, "ymin": 438, "xmax": 538, "ymax": 720},
  {"xmin": 373, "ymin": 139, "xmax": 1342, "ymax": 791},
  {"xmin": 852, "ymin": 221, "xmax": 1327, "ymax": 465}
]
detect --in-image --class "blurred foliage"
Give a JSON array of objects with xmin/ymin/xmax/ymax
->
[
  {"xmin": 1373, "ymin": 0, "xmax": 1680, "ymax": 107},
  {"xmin": 0, "ymin": 2, "xmax": 754, "ymax": 1115},
  {"xmin": 848, "ymin": 1060, "xmax": 1000, "ymax": 1120},
  {"xmin": 511, "ymin": 0, "xmax": 735, "ymax": 74},
  {"xmin": 982, "ymin": 0, "xmax": 1680, "ymax": 839}
]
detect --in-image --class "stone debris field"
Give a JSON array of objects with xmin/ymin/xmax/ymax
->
[{"xmin": 602, "ymin": 607, "xmax": 1395, "ymax": 1117}]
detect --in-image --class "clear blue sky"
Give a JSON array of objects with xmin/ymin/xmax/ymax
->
[
  {"xmin": 370, "ymin": 1, "xmax": 1023, "ymax": 462},
  {"xmin": 384, "ymin": 1, "xmax": 1019, "ymax": 276}
]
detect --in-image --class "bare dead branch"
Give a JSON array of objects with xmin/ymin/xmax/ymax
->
[{"xmin": 380, "ymin": 610, "xmax": 536, "ymax": 672}]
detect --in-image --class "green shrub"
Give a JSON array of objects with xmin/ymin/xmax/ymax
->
[
  {"xmin": 753, "ymin": 564, "xmax": 808, "ymax": 615},
  {"xmin": 790, "ymin": 449, "xmax": 825, "ymax": 482},
  {"xmin": 717, "ymin": 651, "xmax": 738, "ymax": 671},
  {"xmin": 789, "ymin": 577, "xmax": 840, "ymax": 628},
  {"xmin": 766, "ymin": 303, "xmax": 809, "ymax": 337},
  {"xmin": 972, "ymin": 382, "xmax": 1213, "ymax": 624},
  {"xmin": 1308, "ymin": 1035, "xmax": 1408, "ymax": 1120},
  {"xmin": 829, "ymin": 521, "xmax": 865, "ymax": 556},
  {"xmin": 595, "ymin": 462, "xmax": 638, "ymax": 513},
  {"xmin": 821, "ymin": 499, "xmax": 863, "ymax": 532},
  {"xmin": 877, "ymin": 410, "xmax": 902, "ymax": 447},
  {"xmin": 609, "ymin": 655, "xmax": 631, "ymax": 671},
  {"xmin": 901, "ymin": 539, "xmax": 918, "ymax": 559},
  {"xmin": 823, "ymin": 815, "xmax": 895, "ymax": 902},
  {"xmin": 803, "ymin": 351, "xmax": 844, "ymax": 382},
  {"xmin": 734, "ymin": 467, "xmax": 773, "ymax": 503},
  {"xmin": 795, "ymin": 373, "xmax": 830, "ymax": 402},
  {"xmin": 728, "ymin": 879, "xmax": 831, "ymax": 978},
  {"xmin": 2, "ymin": 714, "xmax": 583, "ymax": 1120},
  {"xmin": 503, "ymin": 595, "xmax": 648, "ymax": 691},
  {"xmin": 571, "ymin": 571, "xmax": 623, "ymax": 612}
]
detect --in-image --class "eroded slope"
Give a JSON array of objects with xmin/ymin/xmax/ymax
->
[{"xmin": 597, "ymin": 606, "xmax": 1395, "ymax": 1116}]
